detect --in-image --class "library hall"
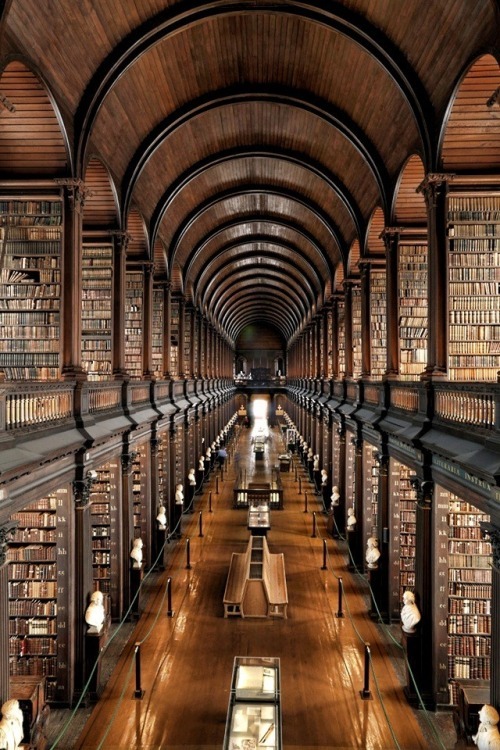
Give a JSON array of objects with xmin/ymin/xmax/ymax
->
[{"xmin": 0, "ymin": 2, "xmax": 499, "ymax": 749}]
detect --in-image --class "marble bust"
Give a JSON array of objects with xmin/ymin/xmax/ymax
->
[
  {"xmin": 331, "ymin": 486, "xmax": 340, "ymax": 506},
  {"xmin": 401, "ymin": 590, "xmax": 421, "ymax": 634},
  {"xmin": 321, "ymin": 469, "xmax": 328, "ymax": 486},
  {"xmin": 130, "ymin": 537, "xmax": 144, "ymax": 568},
  {"xmin": 175, "ymin": 483, "xmax": 184, "ymax": 505},
  {"xmin": 347, "ymin": 507, "xmax": 356, "ymax": 531},
  {"xmin": 198, "ymin": 455, "xmax": 205, "ymax": 471},
  {"xmin": 313, "ymin": 454, "xmax": 320, "ymax": 471},
  {"xmin": 473, "ymin": 705, "xmax": 500, "ymax": 750},
  {"xmin": 0, "ymin": 699, "xmax": 24, "ymax": 750},
  {"xmin": 365, "ymin": 537, "xmax": 381, "ymax": 569},
  {"xmin": 85, "ymin": 590, "xmax": 106, "ymax": 633},
  {"xmin": 156, "ymin": 505, "xmax": 167, "ymax": 530},
  {"xmin": 188, "ymin": 468, "xmax": 196, "ymax": 486}
]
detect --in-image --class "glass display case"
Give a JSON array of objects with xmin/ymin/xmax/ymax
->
[
  {"xmin": 247, "ymin": 505, "xmax": 270, "ymax": 536},
  {"xmin": 224, "ymin": 657, "xmax": 282, "ymax": 750}
]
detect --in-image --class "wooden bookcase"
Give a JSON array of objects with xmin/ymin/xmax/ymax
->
[
  {"xmin": 351, "ymin": 285, "xmax": 362, "ymax": 378},
  {"xmin": 434, "ymin": 486, "xmax": 492, "ymax": 705},
  {"xmin": 90, "ymin": 461, "xmax": 121, "ymax": 618},
  {"xmin": 152, "ymin": 287, "xmax": 163, "ymax": 378},
  {"xmin": 81, "ymin": 243, "xmax": 113, "ymax": 380},
  {"xmin": 344, "ymin": 434, "xmax": 355, "ymax": 524},
  {"xmin": 8, "ymin": 487, "xmax": 71, "ymax": 704},
  {"xmin": 370, "ymin": 269, "xmax": 387, "ymax": 379},
  {"xmin": 170, "ymin": 298, "xmax": 179, "ymax": 377},
  {"xmin": 132, "ymin": 443, "xmax": 149, "ymax": 559},
  {"xmin": 0, "ymin": 195, "xmax": 63, "ymax": 380},
  {"xmin": 388, "ymin": 458, "xmax": 417, "ymax": 619},
  {"xmin": 337, "ymin": 298, "xmax": 346, "ymax": 378},
  {"xmin": 125, "ymin": 269, "xmax": 143, "ymax": 378},
  {"xmin": 447, "ymin": 193, "xmax": 500, "ymax": 381},
  {"xmin": 362, "ymin": 444, "xmax": 379, "ymax": 551},
  {"xmin": 398, "ymin": 242, "xmax": 428, "ymax": 380}
]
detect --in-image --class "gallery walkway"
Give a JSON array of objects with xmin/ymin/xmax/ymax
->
[{"xmin": 53, "ymin": 423, "xmax": 453, "ymax": 749}]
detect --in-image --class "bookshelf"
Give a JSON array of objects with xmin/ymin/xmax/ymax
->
[
  {"xmin": 337, "ymin": 298, "xmax": 346, "ymax": 378},
  {"xmin": 90, "ymin": 461, "xmax": 120, "ymax": 617},
  {"xmin": 326, "ymin": 308, "xmax": 333, "ymax": 378},
  {"xmin": 447, "ymin": 194, "xmax": 500, "ymax": 381},
  {"xmin": 0, "ymin": 197, "xmax": 63, "ymax": 380},
  {"xmin": 125, "ymin": 269, "xmax": 143, "ymax": 379},
  {"xmin": 443, "ymin": 489, "xmax": 491, "ymax": 703},
  {"xmin": 170, "ymin": 298, "xmax": 179, "ymax": 377},
  {"xmin": 152, "ymin": 287, "xmax": 163, "ymax": 378},
  {"xmin": 81, "ymin": 244, "xmax": 113, "ymax": 380},
  {"xmin": 132, "ymin": 443, "xmax": 149, "ymax": 557},
  {"xmin": 370, "ymin": 269, "xmax": 387, "ymax": 378},
  {"xmin": 398, "ymin": 242, "xmax": 428, "ymax": 380},
  {"xmin": 362, "ymin": 445, "xmax": 379, "ymax": 548},
  {"xmin": 388, "ymin": 458, "xmax": 416, "ymax": 619},
  {"xmin": 351, "ymin": 286, "xmax": 362, "ymax": 378},
  {"xmin": 8, "ymin": 487, "xmax": 71, "ymax": 704}
]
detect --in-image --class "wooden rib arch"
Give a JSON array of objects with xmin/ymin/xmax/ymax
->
[
  {"xmin": 75, "ymin": 2, "xmax": 432, "ymax": 171},
  {"xmin": 225, "ymin": 298, "xmax": 299, "ymax": 342},
  {"xmin": 218, "ymin": 285, "xmax": 303, "ymax": 337},
  {"xmin": 346, "ymin": 239, "xmax": 361, "ymax": 277},
  {"xmin": 125, "ymin": 206, "xmax": 149, "ymax": 258},
  {"xmin": 168, "ymin": 185, "xmax": 345, "ymax": 273},
  {"xmin": 365, "ymin": 207, "xmax": 386, "ymax": 256}
]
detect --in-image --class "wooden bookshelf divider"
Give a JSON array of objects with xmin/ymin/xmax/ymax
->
[
  {"xmin": 90, "ymin": 461, "xmax": 120, "ymax": 618},
  {"xmin": 370, "ymin": 269, "xmax": 387, "ymax": 379},
  {"xmin": 362, "ymin": 444, "xmax": 379, "ymax": 553},
  {"xmin": 447, "ymin": 193, "xmax": 500, "ymax": 381},
  {"xmin": 388, "ymin": 458, "xmax": 417, "ymax": 619},
  {"xmin": 81, "ymin": 243, "xmax": 113, "ymax": 380},
  {"xmin": 337, "ymin": 298, "xmax": 346, "ymax": 378},
  {"xmin": 351, "ymin": 285, "xmax": 362, "ymax": 378},
  {"xmin": 132, "ymin": 443, "xmax": 149, "ymax": 560},
  {"xmin": 8, "ymin": 487, "xmax": 71, "ymax": 704},
  {"xmin": 152, "ymin": 287, "xmax": 164, "ymax": 378},
  {"xmin": 0, "ymin": 196, "xmax": 63, "ymax": 380},
  {"xmin": 125, "ymin": 269, "xmax": 143, "ymax": 378},
  {"xmin": 398, "ymin": 242, "xmax": 428, "ymax": 380}
]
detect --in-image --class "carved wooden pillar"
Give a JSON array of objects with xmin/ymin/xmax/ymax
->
[
  {"xmin": 0, "ymin": 522, "xmax": 16, "ymax": 702},
  {"xmin": 57, "ymin": 179, "xmax": 90, "ymax": 380},
  {"xmin": 348, "ymin": 436, "xmax": 365, "ymax": 570},
  {"xmin": 321, "ymin": 305, "xmax": 329, "ymax": 379},
  {"xmin": 162, "ymin": 281, "xmax": 172, "ymax": 378},
  {"xmin": 198, "ymin": 311, "xmax": 205, "ymax": 379},
  {"xmin": 360, "ymin": 263, "xmax": 371, "ymax": 377},
  {"xmin": 111, "ymin": 231, "xmax": 130, "ymax": 379},
  {"xmin": 206, "ymin": 322, "xmax": 212, "ymax": 379},
  {"xmin": 406, "ymin": 478, "xmax": 435, "ymax": 707},
  {"xmin": 72, "ymin": 475, "xmax": 94, "ymax": 699},
  {"xmin": 143, "ymin": 263, "xmax": 154, "ymax": 379},
  {"xmin": 417, "ymin": 174, "xmax": 451, "ymax": 378},
  {"xmin": 370, "ymin": 452, "xmax": 390, "ymax": 621},
  {"xmin": 382, "ymin": 228, "xmax": 400, "ymax": 378}
]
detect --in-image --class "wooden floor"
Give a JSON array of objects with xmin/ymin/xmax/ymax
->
[{"xmin": 71, "ymin": 424, "xmax": 452, "ymax": 750}]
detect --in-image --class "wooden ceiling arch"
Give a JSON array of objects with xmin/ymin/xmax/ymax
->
[
  {"xmin": 224, "ymin": 298, "xmax": 300, "ymax": 342},
  {"xmin": 217, "ymin": 284, "xmax": 305, "ymax": 333}
]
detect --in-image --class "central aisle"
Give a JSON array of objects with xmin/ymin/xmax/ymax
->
[{"xmin": 74, "ymin": 423, "xmax": 437, "ymax": 749}]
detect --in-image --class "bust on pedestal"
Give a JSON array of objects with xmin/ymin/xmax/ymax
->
[
  {"xmin": 130, "ymin": 537, "xmax": 144, "ymax": 569},
  {"xmin": 84, "ymin": 591, "xmax": 109, "ymax": 701},
  {"xmin": 0, "ymin": 699, "xmax": 24, "ymax": 750},
  {"xmin": 365, "ymin": 536, "xmax": 381, "ymax": 570},
  {"xmin": 401, "ymin": 590, "xmax": 421, "ymax": 633},
  {"xmin": 473, "ymin": 705, "xmax": 500, "ymax": 750},
  {"xmin": 347, "ymin": 507, "xmax": 356, "ymax": 532},
  {"xmin": 156, "ymin": 505, "xmax": 167, "ymax": 531},
  {"xmin": 85, "ymin": 590, "xmax": 106, "ymax": 633}
]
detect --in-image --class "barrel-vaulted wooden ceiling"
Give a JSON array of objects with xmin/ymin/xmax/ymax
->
[{"xmin": 0, "ymin": 1, "xmax": 499, "ymax": 347}]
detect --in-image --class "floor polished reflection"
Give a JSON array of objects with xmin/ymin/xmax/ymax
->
[{"xmin": 74, "ymin": 422, "xmax": 443, "ymax": 749}]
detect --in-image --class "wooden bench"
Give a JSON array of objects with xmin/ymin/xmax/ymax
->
[
  {"xmin": 223, "ymin": 550, "xmax": 250, "ymax": 617},
  {"xmin": 223, "ymin": 536, "xmax": 288, "ymax": 619},
  {"xmin": 263, "ymin": 546, "xmax": 288, "ymax": 618}
]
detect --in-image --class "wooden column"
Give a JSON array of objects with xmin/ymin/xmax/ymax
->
[
  {"xmin": 483, "ymin": 524, "xmax": 500, "ymax": 713},
  {"xmin": 120, "ymin": 449, "xmax": 135, "ymax": 617},
  {"xmin": 72, "ymin": 476, "xmax": 94, "ymax": 701},
  {"xmin": 417, "ymin": 174, "xmax": 451, "ymax": 378},
  {"xmin": 0, "ymin": 522, "xmax": 16, "ymax": 702},
  {"xmin": 143, "ymin": 263, "xmax": 154, "ymax": 379},
  {"xmin": 111, "ymin": 231, "xmax": 130, "ymax": 379},
  {"xmin": 57, "ymin": 179, "xmax": 89, "ymax": 380},
  {"xmin": 382, "ymin": 228, "xmax": 400, "ymax": 378},
  {"xmin": 360, "ymin": 263, "xmax": 371, "ymax": 377},
  {"xmin": 371, "ymin": 452, "xmax": 390, "ymax": 622},
  {"xmin": 188, "ymin": 305, "xmax": 197, "ymax": 378},
  {"xmin": 321, "ymin": 305, "xmax": 330, "ymax": 379},
  {"xmin": 198, "ymin": 312, "xmax": 205, "ymax": 379},
  {"xmin": 348, "ymin": 436, "xmax": 365, "ymax": 570},
  {"xmin": 331, "ymin": 295, "xmax": 340, "ymax": 379}
]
